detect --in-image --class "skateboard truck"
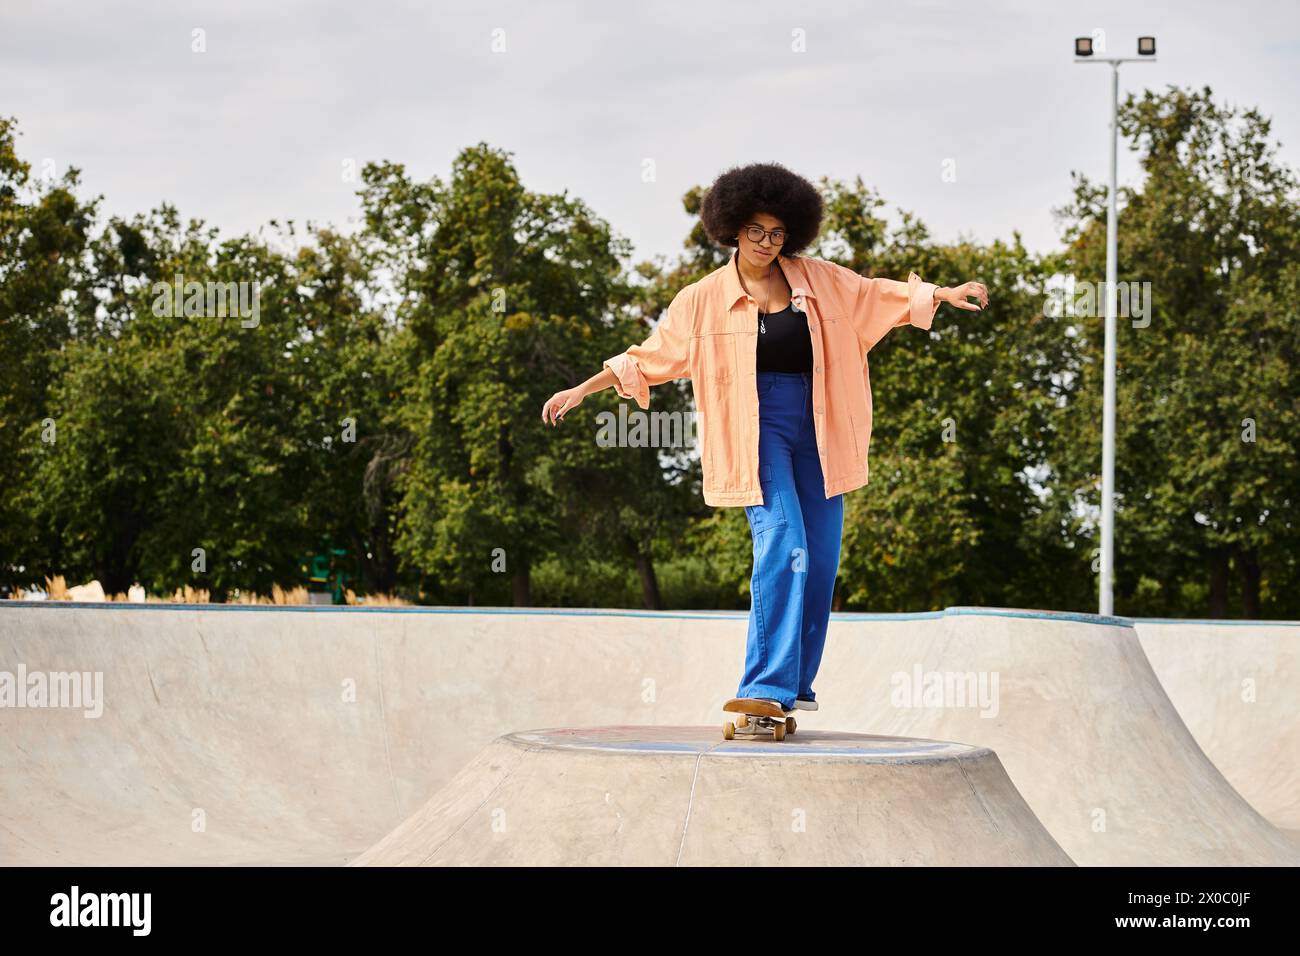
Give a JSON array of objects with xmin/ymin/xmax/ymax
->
[{"xmin": 722, "ymin": 697, "xmax": 798, "ymax": 741}]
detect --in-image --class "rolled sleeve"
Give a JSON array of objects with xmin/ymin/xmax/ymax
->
[
  {"xmin": 848, "ymin": 269, "xmax": 941, "ymax": 353},
  {"xmin": 906, "ymin": 271, "xmax": 941, "ymax": 331},
  {"xmin": 603, "ymin": 287, "xmax": 693, "ymax": 410},
  {"xmin": 602, "ymin": 352, "xmax": 649, "ymax": 409}
]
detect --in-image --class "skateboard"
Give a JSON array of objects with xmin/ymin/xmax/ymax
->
[{"xmin": 722, "ymin": 697, "xmax": 798, "ymax": 741}]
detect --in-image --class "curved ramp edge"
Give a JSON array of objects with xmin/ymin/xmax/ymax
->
[{"xmin": 351, "ymin": 727, "xmax": 1074, "ymax": 867}]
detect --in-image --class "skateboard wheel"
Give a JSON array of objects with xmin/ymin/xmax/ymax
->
[
  {"xmin": 723, "ymin": 721, "xmax": 735, "ymax": 740},
  {"xmin": 786, "ymin": 716, "xmax": 797, "ymax": 734},
  {"xmin": 773, "ymin": 722, "xmax": 787, "ymax": 741}
]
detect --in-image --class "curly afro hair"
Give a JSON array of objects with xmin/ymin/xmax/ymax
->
[{"xmin": 699, "ymin": 162, "xmax": 824, "ymax": 256}]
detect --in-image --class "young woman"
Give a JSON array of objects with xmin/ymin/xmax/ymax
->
[{"xmin": 542, "ymin": 162, "xmax": 988, "ymax": 715}]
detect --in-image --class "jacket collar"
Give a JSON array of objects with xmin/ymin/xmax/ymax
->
[{"xmin": 722, "ymin": 249, "xmax": 817, "ymax": 311}]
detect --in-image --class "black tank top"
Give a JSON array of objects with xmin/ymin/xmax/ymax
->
[{"xmin": 756, "ymin": 303, "xmax": 813, "ymax": 372}]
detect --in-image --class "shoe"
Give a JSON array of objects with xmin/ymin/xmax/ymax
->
[{"xmin": 793, "ymin": 699, "xmax": 819, "ymax": 712}]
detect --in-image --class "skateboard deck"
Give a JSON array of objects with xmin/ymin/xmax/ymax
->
[{"xmin": 722, "ymin": 697, "xmax": 798, "ymax": 741}]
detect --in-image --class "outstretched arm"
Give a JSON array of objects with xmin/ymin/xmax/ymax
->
[
  {"xmin": 851, "ymin": 271, "xmax": 989, "ymax": 353},
  {"xmin": 542, "ymin": 287, "xmax": 694, "ymax": 425}
]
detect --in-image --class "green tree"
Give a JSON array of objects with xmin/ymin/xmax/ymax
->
[
  {"xmin": 360, "ymin": 145, "xmax": 685, "ymax": 605},
  {"xmin": 1052, "ymin": 85, "xmax": 1300, "ymax": 617},
  {"xmin": 0, "ymin": 117, "xmax": 96, "ymax": 585}
]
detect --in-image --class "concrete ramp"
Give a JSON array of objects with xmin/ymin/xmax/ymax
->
[
  {"xmin": 816, "ymin": 609, "xmax": 1300, "ymax": 866},
  {"xmin": 1135, "ymin": 620, "xmax": 1300, "ymax": 837},
  {"xmin": 1, "ymin": 604, "xmax": 1296, "ymax": 866},
  {"xmin": 0, "ymin": 606, "xmax": 399, "ymax": 865},
  {"xmin": 351, "ymin": 727, "xmax": 1074, "ymax": 866}
]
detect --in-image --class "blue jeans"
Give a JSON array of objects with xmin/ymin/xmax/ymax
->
[{"xmin": 737, "ymin": 370, "xmax": 845, "ymax": 709}]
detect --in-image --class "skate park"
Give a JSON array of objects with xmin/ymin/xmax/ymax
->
[
  {"xmin": 2, "ymin": 603, "xmax": 1295, "ymax": 867},
  {"xmin": 4, "ymin": 7, "xmax": 1300, "ymax": 948}
]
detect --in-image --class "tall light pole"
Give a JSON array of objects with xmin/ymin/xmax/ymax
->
[{"xmin": 1074, "ymin": 34, "xmax": 1157, "ymax": 617}]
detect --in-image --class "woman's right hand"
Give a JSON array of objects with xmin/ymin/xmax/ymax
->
[{"xmin": 542, "ymin": 386, "xmax": 586, "ymax": 426}]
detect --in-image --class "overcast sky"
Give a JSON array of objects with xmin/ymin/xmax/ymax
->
[{"xmin": 3, "ymin": 0, "xmax": 1297, "ymax": 267}]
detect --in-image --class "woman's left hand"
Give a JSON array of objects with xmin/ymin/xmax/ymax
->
[{"xmin": 938, "ymin": 281, "xmax": 989, "ymax": 312}]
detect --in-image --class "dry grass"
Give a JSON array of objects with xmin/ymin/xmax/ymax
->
[
  {"xmin": 8, "ymin": 575, "xmax": 409, "ymax": 606},
  {"xmin": 270, "ymin": 584, "xmax": 307, "ymax": 605},
  {"xmin": 170, "ymin": 585, "xmax": 210, "ymax": 604},
  {"xmin": 346, "ymin": 589, "xmax": 409, "ymax": 607}
]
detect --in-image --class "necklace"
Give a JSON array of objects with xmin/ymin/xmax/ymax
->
[
  {"xmin": 738, "ymin": 255, "xmax": 776, "ymax": 334},
  {"xmin": 760, "ymin": 260, "xmax": 772, "ymax": 334}
]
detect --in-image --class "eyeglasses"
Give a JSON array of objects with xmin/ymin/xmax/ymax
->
[{"xmin": 743, "ymin": 224, "xmax": 786, "ymax": 246}]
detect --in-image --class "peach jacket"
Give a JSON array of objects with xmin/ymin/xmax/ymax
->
[{"xmin": 603, "ymin": 252, "xmax": 940, "ymax": 507}]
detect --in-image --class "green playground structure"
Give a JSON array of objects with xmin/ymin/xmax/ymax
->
[{"xmin": 299, "ymin": 543, "xmax": 354, "ymax": 604}]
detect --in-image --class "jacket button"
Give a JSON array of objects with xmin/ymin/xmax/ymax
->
[{"xmin": 815, "ymin": 366, "xmax": 823, "ymax": 373}]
